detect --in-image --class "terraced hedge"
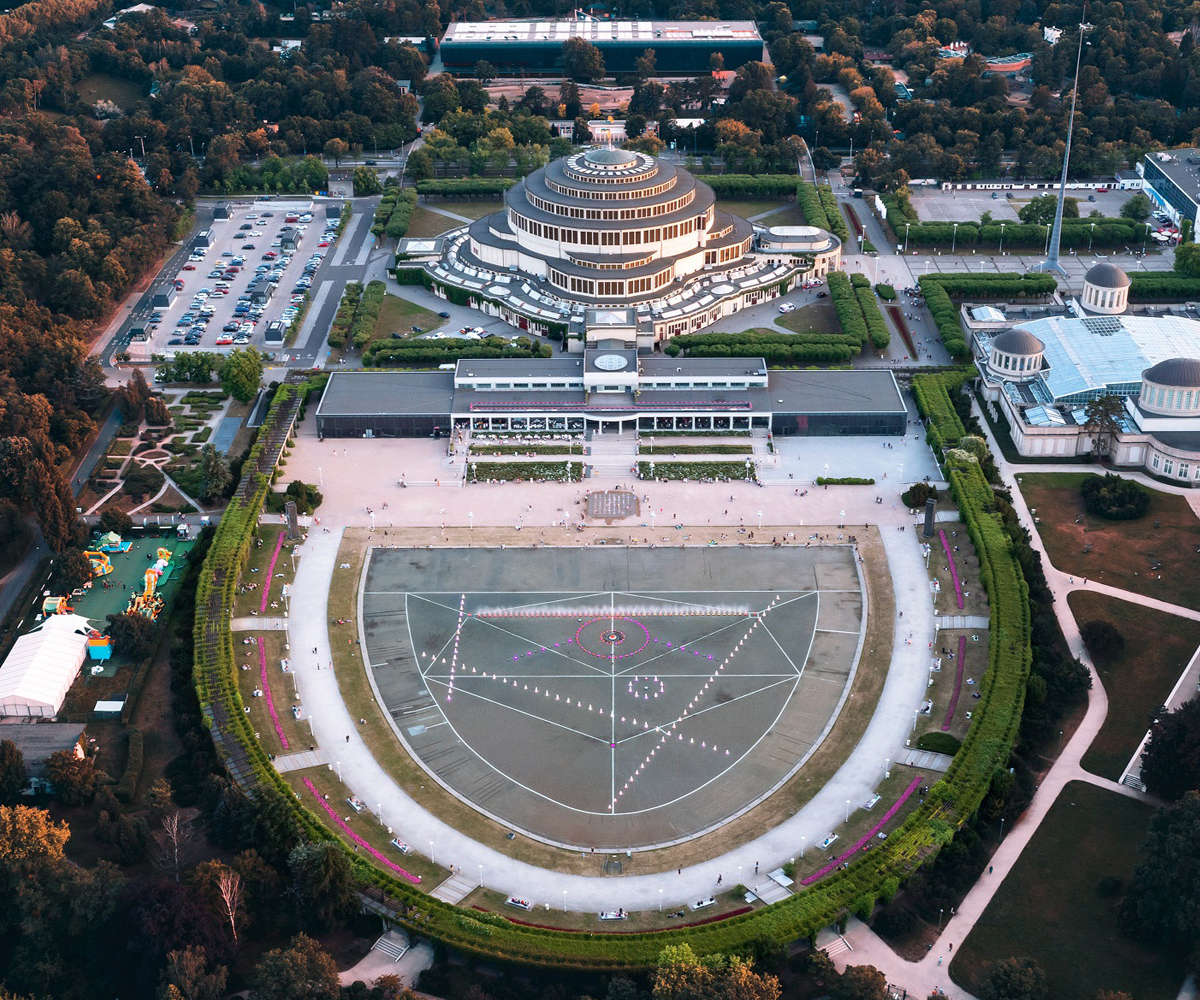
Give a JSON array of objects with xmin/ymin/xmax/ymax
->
[
  {"xmin": 918, "ymin": 273, "xmax": 1057, "ymax": 359},
  {"xmin": 913, "ymin": 370, "xmax": 970, "ymax": 452},
  {"xmin": 190, "ymin": 375, "xmax": 1034, "ymax": 971}
]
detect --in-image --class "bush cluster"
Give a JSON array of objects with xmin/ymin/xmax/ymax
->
[
  {"xmin": 828, "ymin": 272, "xmax": 886, "ymax": 348},
  {"xmin": 363, "ymin": 335, "xmax": 551, "ymax": 367},
  {"xmin": 796, "ymin": 181, "xmax": 831, "ymax": 231},
  {"xmin": 669, "ymin": 329, "xmax": 859, "ymax": 365},
  {"xmin": 695, "ymin": 174, "xmax": 798, "ymax": 198},
  {"xmin": 1081, "ymin": 472, "xmax": 1150, "ymax": 520},
  {"xmin": 901, "ymin": 218, "xmax": 1143, "ymax": 249},
  {"xmin": 1128, "ymin": 273, "xmax": 1200, "ymax": 300},
  {"xmin": 416, "ymin": 177, "xmax": 515, "ymax": 197},
  {"xmin": 816, "ymin": 476, "xmax": 875, "ymax": 485},
  {"xmin": 328, "ymin": 282, "xmax": 363, "ymax": 349},
  {"xmin": 350, "ymin": 281, "xmax": 387, "ymax": 349},
  {"xmin": 817, "ymin": 184, "xmax": 850, "ymax": 242},
  {"xmin": 917, "ymin": 273, "xmax": 1056, "ymax": 358}
]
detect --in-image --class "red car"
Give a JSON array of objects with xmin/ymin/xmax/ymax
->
[{"xmin": 182, "ymin": 264, "xmax": 196, "ymax": 271}]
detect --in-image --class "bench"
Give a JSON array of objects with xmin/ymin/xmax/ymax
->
[
  {"xmin": 599, "ymin": 910, "xmax": 627, "ymax": 920},
  {"xmin": 347, "ymin": 797, "xmax": 365, "ymax": 813},
  {"xmin": 820, "ymin": 834, "xmax": 839, "ymax": 850},
  {"xmin": 390, "ymin": 838, "xmax": 412, "ymax": 854},
  {"xmin": 505, "ymin": 897, "xmax": 534, "ymax": 911},
  {"xmin": 688, "ymin": 897, "xmax": 716, "ymax": 911},
  {"xmin": 864, "ymin": 794, "xmax": 881, "ymax": 810}
]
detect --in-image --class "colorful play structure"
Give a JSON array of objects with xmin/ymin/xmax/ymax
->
[
  {"xmin": 95, "ymin": 531, "xmax": 132, "ymax": 553},
  {"xmin": 87, "ymin": 632, "xmax": 112, "ymax": 661},
  {"xmin": 83, "ymin": 550, "xmax": 113, "ymax": 577},
  {"xmin": 126, "ymin": 547, "xmax": 172, "ymax": 619},
  {"xmin": 41, "ymin": 596, "xmax": 73, "ymax": 616}
]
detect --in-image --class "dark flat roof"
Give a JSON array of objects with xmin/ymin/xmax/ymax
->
[
  {"xmin": 457, "ymin": 358, "xmax": 584, "ymax": 377},
  {"xmin": 767, "ymin": 369, "xmax": 905, "ymax": 413},
  {"xmin": 316, "ymin": 372, "xmax": 457, "ymax": 417}
]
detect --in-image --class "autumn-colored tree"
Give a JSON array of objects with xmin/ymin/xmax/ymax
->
[{"xmin": 0, "ymin": 804, "xmax": 69, "ymax": 866}]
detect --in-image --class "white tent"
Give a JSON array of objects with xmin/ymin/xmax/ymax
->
[{"xmin": 0, "ymin": 614, "xmax": 92, "ymax": 718}]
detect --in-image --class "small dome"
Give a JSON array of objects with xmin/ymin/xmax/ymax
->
[
  {"xmin": 992, "ymin": 329, "xmax": 1045, "ymax": 355},
  {"xmin": 1084, "ymin": 262, "xmax": 1131, "ymax": 289},
  {"xmin": 1144, "ymin": 357, "xmax": 1200, "ymax": 388},
  {"xmin": 582, "ymin": 147, "xmax": 639, "ymax": 166}
]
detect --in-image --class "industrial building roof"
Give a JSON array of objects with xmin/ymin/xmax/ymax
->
[
  {"xmin": 315, "ymin": 372, "xmax": 457, "ymax": 416},
  {"xmin": 442, "ymin": 19, "xmax": 760, "ymax": 45}
]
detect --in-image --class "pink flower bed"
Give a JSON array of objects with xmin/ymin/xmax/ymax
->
[
  {"xmin": 260, "ymin": 531, "xmax": 285, "ymax": 614},
  {"xmin": 258, "ymin": 637, "xmax": 290, "ymax": 750},
  {"xmin": 942, "ymin": 634, "xmax": 967, "ymax": 732},
  {"xmin": 800, "ymin": 775, "xmax": 923, "ymax": 886},
  {"xmin": 939, "ymin": 529, "xmax": 965, "ymax": 610},
  {"xmin": 303, "ymin": 778, "xmax": 421, "ymax": 885}
]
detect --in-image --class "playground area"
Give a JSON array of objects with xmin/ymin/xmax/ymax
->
[{"xmin": 361, "ymin": 544, "xmax": 865, "ymax": 848}]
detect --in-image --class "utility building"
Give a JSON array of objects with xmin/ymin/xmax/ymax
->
[{"xmin": 440, "ymin": 20, "xmax": 763, "ymax": 76}]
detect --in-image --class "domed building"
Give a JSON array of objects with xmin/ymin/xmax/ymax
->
[
  {"xmin": 398, "ymin": 149, "xmax": 838, "ymax": 350},
  {"xmin": 1080, "ymin": 261, "xmax": 1131, "ymax": 314},
  {"xmin": 986, "ymin": 328, "xmax": 1044, "ymax": 382}
]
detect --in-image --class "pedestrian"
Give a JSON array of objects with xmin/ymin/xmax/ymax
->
[
  {"xmin": 677, "ymin": 868, "xmax": 681, "ymax": 876},
  {"xmin": 346, "ymin": 735, "xmax": 350, "ymax": 743},
  {"xmin": 988, "ymin": 865, "xmax": 993, "ymax": 874},
  {"xmin": 717, "ymin": 874, "xmax": 722, "ymax": 885},
  {"xmin": 949, "ymin": 942, "xmax": 953, "ymax": 951},
  {"xmin": 754, "ymin": 861, "xmax": 759, "ymax": 874}
]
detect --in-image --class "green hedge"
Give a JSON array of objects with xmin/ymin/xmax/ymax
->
[
  {"xmin": 816, "ymin": 476, "xmax": 875, "ymax": 485},
  {"xmin": 817, "ymin": 184, "xmax": 850, "ymax": 242},
  {"xmin": 363, "ymin": 335, "xmax": 552, "ymax": 367},
  {"xmin": 1128, "ymin": 273, "xmax": 1200, "ymax": 300},
  {"xmin": 384, "ymin": 189, "xmax": 418, "ymax": 241},
  {"xmin": 187, "ymin": 372, "xmax": 1035, "ymax": 972},
  {"xmin": 116, "ymin": 727, "xmax": 143, "ymax": 803},
  {"xmin": 855, "ymin": 286, "xmax": 891, "ymax": 350},
  {"xmin": 796, "ymin": 181, "xmax": 831, "ymax": 231},
  {"xmin": 902, "ymin": 220, "xmax": 1141, "ymax": 249},
  {"xmin": 328, "ymin": 282, "xmax": 364, "ymax": 349},
  {"xmin": 470, "ymin": 461, "xmax": 582, "ymax": 482},
  {"xmin": 371, "ymin": 188, "xmax": 400, "ymax": 237},
  {"xmin": 695, "ymin": 174, "xmax": 798, "ymax": 198},
  {"xmin": 917, "ymin": 273, "xmax": 1056, "ymax": 359},
  {"xmin": 637, "ymin": 461, "xmax": 756, "ymax": 481},
  {"xmin": 351, "ymin": 280, "xmax": 387, "ymax": 349},
  {"xmin": 416, "ymin": 177, "xmax": 516, "ymax": 197},
  {"xmin": 912, "ymin": 370, "xmax": 971, "ymax": 453},
  {"xmin": 828, "ymin": 271, "xmax": 868, "ymax": 346},
  {"xmin": 670, "ymin": 329, "xmax": 859, "ymax": 365}
]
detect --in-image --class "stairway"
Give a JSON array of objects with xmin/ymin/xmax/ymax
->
[
  {"xmin": 586, "ymin": 434, "xmax": 639, "ymax": 480},
  {"xmin": 370, "ymin": 930, "xmax": 410, "ymax": 962}
]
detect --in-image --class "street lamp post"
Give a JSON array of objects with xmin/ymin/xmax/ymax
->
[
  {"xmin": 845, "ymin": 799, "xmax": 850, "ymax": 823},
  {"xmin": 801, "ymin": 835, "xmax": 805, "ymax": 858},
  {"xmin": 1143, "ymin": 222, "xmax": 1151, "ymax": 255},
  {"xmin": 468, "ymin": 511, "xmax": 474, "ymax": 530},
  {"xmin": 951, "ymin": 222, "xmax": 959, "ymax": 253},
  {"xmin": 904, "ymin": 222, "xmax": 911, "ymax": 253},
  {"xmin": 756, "ymin": 510, "xmax": 763, "ymax": 530},
  {"xmin": 658, "ymin": 888, "xmax": 663, "ymax": 912},
  {"xmin": 430, "ymin": 840, "xmax": 435, "ymax": 865},
  {"xmin": 999, "ymin": 222, "xmax": 1006, "ymax": 254},
  {"xmin": 938, "ymin": 907, "xmax": 945, "ymax": 931},
  {"xmin": 562, "ymin": 890, "xmax": 568, "ymax": 913},
  {"xmin": 1044, "ymin": 223, "xmax": 1051, "ymax": 255},
  {"xmin": 478, "ymin": 864, "xmax": 483, "ymax": 887},
  {"xmin": 1089, "ymin": 221, "xmax": 1096, "ymax": 251}
]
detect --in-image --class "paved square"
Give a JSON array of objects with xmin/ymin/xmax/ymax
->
[{"xmin": 362, "ymin": 545, "xmax": 864, "ymax": 848}]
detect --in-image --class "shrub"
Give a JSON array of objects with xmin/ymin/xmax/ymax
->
[
  {"xmin": 901, "ymin": 482, "xmax": 939, "ymax": 508},
  {"xmin": 116, "ymin": 728, "xmax": 144, "ymax": 803},
  {"xmin": 915, "ymin": 731, "xmax": 962, "ymax": 755},
  {"xmin": 1080, "ymin": 619, "xmax": 1124, "ymax": 662},
  {"xmin": 1080, "ymin": 473, "xmax": 1149, "ymax": 520},
  {"xmin": 816, "ymin": 476, "xmax": 875, "ymax": 485},
  {"xmin": 874, "ymin": 906, "xmax": 917, "ymax": 937},
  {"xmin": 875, "ymin": 283, "xmax": 896, "ymax": 300},
  {"xmin": 122, "ymin": 464, "xmax": 165, "ymax": 497}
]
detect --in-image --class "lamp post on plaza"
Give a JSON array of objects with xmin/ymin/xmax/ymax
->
[
  {"xmin": 659, "ymin": 888, "xmax": 663, "ymax": 912},
  {"xmin": 999, "ymin": 223, "xmax": 1006, "ymax": 255},
  {"xmin": 904, "ymin": 222, "xmax": 911, "ymax": 253},
  {"xmin": 1143, "ymin": 222, "xmax": 1151, "ymax": 255},
  {"xmin": 468, "ymin": 511, "xmax": 474, "ymax": 530},
  {"xmin": 757, "ymin": 510, "xmax": 763, "ymax": 530},
  {"xmin": 845, "ymin": 799, "xmax": 850, "ymax": 823},
  {"xmin": 1089, "ymin": 221, "xmax": 1096, "ymax": 251},
  {"xmin": 1044, "ymin": 223, "xmax": 1052, "ymax": 255},
  {"xmin": 429, "ymin": 840, "xmax": 434, "ymax": 866},
  {"xmin": 318, "ymin": 466, "xmax": 323, "ymax": 486},
  {"xmin": 563, "ymin": 890, "xmax": 568, "ymax": 913},
  {"xmin": 938, "ymin": 907, "xmax": 945, "ymax": 931},
  {"xmin": 800, "ymin": 836, "xmax": 805, "ymax": 858},
  {"xmin": 951, "ymin": 222, "xmax": 959, "ymax": 253},
  {"xmin": 478, "ymin": 864, "xmax": 483, "ymax": 887}
]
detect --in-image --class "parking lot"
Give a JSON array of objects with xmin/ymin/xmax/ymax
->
[
  {"xmin": 908, "ymin": 187, "xmax": 1140, "ymax": 224},
  {"xmin": 140, "ymin": 200, "xmax": 342, "ymax": 357}
]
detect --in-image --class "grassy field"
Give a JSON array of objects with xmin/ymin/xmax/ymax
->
[
  {"xmin": 1069, "ymin": 590, "xmax": 1200, "ymax": 779},
  {"xmin": 435, "ymin": 198, "xmax": 504, "ymax": 220},
  {"xmin": 717, "ymin": 199, "xmax": 793, "ymax": 221},
  {"xmin": 404, "ymin": 205, "xmax": 462, "ymax": 239},
  {"xmin": 372, "ymin": 293, "xmax": 443, "ymax": 343},
  {"xmin": 75, "ymin": 73, "xmax": 144, "ymax": 110},
  {"xmin": 755, "ymin": 203, "xmax": 809, "ymax": 228},
  {"xmin": 775, "ymin": 300, "xmax": 843, "ymax": 337},
  {"xmin": 1019, "ymin": 472, "xmax": 1200, "ymax": 609},
  {"xmin": 951, "ymin": 781, "xmax": 1183, "ymax": 1000}
]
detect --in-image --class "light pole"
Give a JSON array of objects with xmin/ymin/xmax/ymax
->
[
  {"xmin": 562, "ymin": 890, "xmax": 568, "ymax": 913},
  {"xmin": 999, "ymin": 222, "xmax": 1006, "ymax": 254},
  {"xmin": 430, "ymin": 840, "xmax": 435, "ymax": 865},
  {"xmin": 658, "ymin": 888, "xmax": 663, "ymax": 912},
  {"xmin": 845, "ymin": 799, "xmax": 850, "ymax": 823},
  {"xmin": 904, "ymin": 222, "xmax": 911, "ymax": 253},
  {"xmin": 938, "ymin": 907, "xmax": 944, "ymax": 931},
  {"xmin": 318, "ymin": 466, "xmax": 323, "ymax": 486},
  {"xmin": 468, "ymin": 511, "xmax": 474, "ymax": 530},
  {"xmin": 335, "ymin": 761, "xmax": 342, "ymax": 782},
  {"xmin": 1035, "ymin": 17, "xmax": 1093, "ymax": 275},
  {"xmin": 1143, "ymin": 222, "xmax": 1151, "ymax": 255},
  {"xmin": 951, "ymin": 222, "xmax": 959, "ymax": 253},
  {"xmin": 999, "ymin": 818, "xmax": 1005, "ymax": 842},
  {"xmin": 800, "ymin": 835, "xmax": 805, "ymax": 858},
  {"xmin": 756, "ymin": 510, "xmax": 763, "ymax": 530},
  {"xmin": 1089, "ymin": 221, "xmax": 1096, "ymax": 251},
  {"xmin": 884, "ymin": 757, "xmax": 890, "ymax": 779},
  {"xmin": 478, "ymin": 863, "xmax": 483, "ymax": 887},
  {"xmin": 1058, "ymin": 729, "xmax": 1064, "ymax": 753}
]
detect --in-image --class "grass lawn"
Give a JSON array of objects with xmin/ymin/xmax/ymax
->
[
  {"xmin": 951, "ymin": 781, "xmax": 1183, "ymax": 1000},
  {"xmin": 717, "ymin": 199, "xmax": 793, "ymax": 221},
  {"xmin": 75, "ymin": 73, "xmax": 144, "ymax": 110},
  {"xmin": 1019, "ymin": 472, "xmax": 1200, "ymax": 609},
  {"xmin": 432, "ymin": 198, "xmax": 503, "ymax": 220},
  {"xmin": 776, "ymin": 300, "xmax": 843, "ymax": 337},
  {"xmin": 372, "ymin": 293, "xmax": 443, "ymax": 344},
  {"xmin": 756, "ymin": 203, "xmax": 809, "ymax": 228},
  {"xmin": 1070, "ymin": 590, "xmax": 1200, "ymax": 779},
  {"xmin": 231, "ymin": 524, "xmax": 299, "ymax": 617},
  {"xmin": 404, "ymin": 205, "xmax": 462, "ymax": 239}
]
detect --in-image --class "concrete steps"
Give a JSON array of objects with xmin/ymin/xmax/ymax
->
[{"xmin": 430, "ymin": 870, "xmax": 478, "ymax": 904}]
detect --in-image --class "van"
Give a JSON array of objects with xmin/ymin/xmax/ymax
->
[{"xmin": 438, "ymin": 363, "xmax": 456, "ymax": 371}]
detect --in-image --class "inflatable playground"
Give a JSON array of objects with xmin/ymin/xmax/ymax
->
[{"xmin": 126, "ymin": 547, "xmax": 172, "ymax": 619}]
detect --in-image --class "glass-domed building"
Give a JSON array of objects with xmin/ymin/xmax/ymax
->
[{"xmin": 401, "ymin": 149, "xmax": 837, "ymax": 350}]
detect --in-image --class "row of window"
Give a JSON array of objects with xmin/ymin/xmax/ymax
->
[
  {"xmin": 567, "ymin": 252, "xmax": 655, "ymax": 271},
  {"xmin": 1146, "ymin": 384, "xmax": 1199, "ymax": 411},
  {"xmin": 526, "ymin": 188, "xmax": 695, "ymax": 221},
  {"xmin": 552, "ymin": 175, "xmax": 670, "ymax": 199},
  {"xmin": 995, "ymin": 351, "xmax": 1038, "ymax": 372},
  {"xmin": 509, "ymin": 211, "xmax": 706, "ymax": 249},
  {"xmin": 1150, "ymin": 452, "xmax": 1200, "ymax": 478},
  {"xmin": 548, "ymin": 266, "xmax": 674, "ymax": 297}
]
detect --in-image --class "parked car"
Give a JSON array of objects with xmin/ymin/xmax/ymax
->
[
  {"xmin": 778, "ymin": 302, "xmax": 796, "ymax": 313},
  {"xmin": 438, "ymin": 311, "xmax": 451, "ymax": 318}
]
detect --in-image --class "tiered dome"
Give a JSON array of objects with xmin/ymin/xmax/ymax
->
[{"xmin": 465, "ymin": 149, "xmax": 755, "ymax": 303}]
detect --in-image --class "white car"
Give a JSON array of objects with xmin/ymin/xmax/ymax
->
[{"xmin": 778, "ymin": 302, "xmax": 796, "ymax": 313}]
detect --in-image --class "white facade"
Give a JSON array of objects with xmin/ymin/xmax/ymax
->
[{"xmin": 0, "ymin": 615, "xmax": 92, "ymax": 718}]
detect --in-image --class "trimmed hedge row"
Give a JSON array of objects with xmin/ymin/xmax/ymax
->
[
  {"xmin": 668, "ymin": 329, "xmax": 860, "ymax": 365},
  {"xmin": 371, "ymin": 189, "xmax": 401, "ymax": 237},
  {"xmin": 116, "ymin": 727, "xmax": 143, "ymax": 803},
  {"xmin": 913, "ymin": 370, "xmax": 970, "ymax": 453},
  {"xmin": 796, "ymin": 181, "xmax": 832, "ymax": 231},
  {"xmin": 384, "ymin": 189, "xmax": 418, "ymax": 241},
  {"xmin": 416, "ymin": 177, "xmax": 516, "ymax": 197},
  {"xmin": 328, "ymin": 282, "xmax": 363, "ymax": 348},
  {"xmin": 917, "ymin": 273, "xmax": 1057, "ymax": 358},
  {"xmin": 470, "ymin": 461, "xmax": 582, "ymax": 482},
  {"xmin": 695, "ymin": 174, "xmax": 798, "ymax": 198},
  {"xmin": 351, "ymin": 281, "xmax": 387, "ymax": 349},
  {"xmin": 188, "ymin": 375, "xmax": 1036, "ymax": 971},
  {"xmin": 853, "ymin": 284, "xmax": 891, "ymax": 350},
  {"xmin": 902, "ymin": 220, "xmax": 1143, "ymax": 249},
  {"xmin": 362, "ymin": 335, "xmax": 552, "ymax": 367},
  {"xmin": 1128, "ymin": 273, "xmax": 1200, "ymax": 300},
  {"xmin": 817, "ymin": 184, "xmax": 850, "ymax": 242},
  {"xmin": 637, "ymin": 460, "xmax": 756, "ymax": 481}
]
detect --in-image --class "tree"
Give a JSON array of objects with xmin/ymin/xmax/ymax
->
[
  {"xmin": 1081, "ymin": 473, "xmax": 1149, "ymax": 520},
  {"xmin": 563, "ymin": 38, "xmax": 605, "ymax": 82},
  {"xmin": 118, "ymin": 368, "xmax": 152, "ymax": 420},
  {"xmin": 1122, "ymin": 791, "xmax": 1200, "ymax": 959},
  {"xmin": 216, "ymin": 867, "xmax": 244, "ymax": 947},
  {"xmin": 636, "ymin": 48, "xmax": 657, "ymax": 81},
  {"xmin": 473, "ymin": 60, "xmax": 496, "ymax": 86},
  {"xmin": 158, "ymin": 945, "xmax": 227, "ymax": 1000},
  {"xmin": 98, "ymin": 508, "xmax": 134, "ymax": 535},
  {"xmin": 199, "ymin": 444, "xmax": 232, "ymax": 503},
  {"xmin": 0, "ymin": 804, "xmax": 69, "ymax": 866},
  {"xmin": 1080, "ymin": 619, "xmax": 1124, "ymax": 663},
  {"xmin": 288, "ymin": 842, "xmax": 356, "ymax": 930},
  {"xmin": 1175, "ymin": 241, "xmax": 1200, "ymax": 276},
  {"xmin": 1140, "ymin": 699, "xmax": 1200, "ymax": 800},
  {"xmin": 559, "ymin": 79, "xmax": 582, "ymax": 119},
  {"xmin": 1083, "ymin": 394, "xmax": 1124, "ymax": 457},
  {"xmin": 219, "ymin": 347, "xmax": 262, "ymax": 403},
  {"xmin": 351, "ymin": 166, "xmax": 381, "ymax": 196},
  {"xmin": 53, "ymin": 547, "xmax": 94, "ymax": 592},
  {"xmin": 323, "ymin": 138, "xmax": 349, "ymax": 167},
  {"xmin": 1120, "ymin": 193, "xmax": 1152, "ymax": 221},
  {"xmin": 980, "ymin": 957, "xmax": 1048, "ymax": 1000},
  {"xmin": 0, "ymin": 741, "xmax": 27, "ymax": 803},
  {"xmin": 652, "ymin": 943, "xmax": 781, "ymax": 1000},
  {"xmin": 250, "ymin": 934, "xmax": 340, "ymax": 1000},
  {"xmin": 1018, "ymin": 194, "xmax": 1078, "ymax": 225},
  {"xmin": 46, "ymin": 750, "xmax": 99, "ymax": 806},
  {"xmin": 155, "ymin": 811, "xmax": 196, "ymax": 882},
  {"xmin": 834, "ymin": 965, "xmax": 888, "ymax": 1000},
  {"xmin": 107, "ymin": 611, "xmax": 158, "ymax": 659}
]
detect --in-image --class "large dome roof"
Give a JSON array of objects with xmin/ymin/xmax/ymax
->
[
  {"xmin": 992, "ymin": 329, "xmax": 1045, "ymax": 355},
  {"xmin": 1084, "ymin": 262, "xmax": 1131, "ymax": 288},
  {"xmin": 1144, "ymin": 357, "xmax": 1200, "ymax": 388},
  {"xmin": 582, "ymin": 147, "xmax": 639, "ymax": 166}
]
